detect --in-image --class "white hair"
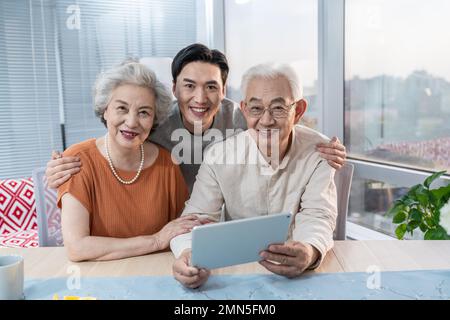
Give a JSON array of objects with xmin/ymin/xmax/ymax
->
[
  {"xmin": 240, "ymin": 63, "xmax": 303, "ymax": 101},
  {"xmin": 93, "ymin": 58, "xmax": 172, "ymax": 128}
]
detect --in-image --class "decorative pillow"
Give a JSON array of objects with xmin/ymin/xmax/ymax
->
[
  {"xmin": 0, "ymin": 178, "xmax": 38, "ymax": 247},
  {"xmin": 0, "ymin": 229, "xmax": 38, "ymax": 248}
]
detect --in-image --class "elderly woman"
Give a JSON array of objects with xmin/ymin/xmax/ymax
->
[{"xmin": 57, "ymin": 60, "xmax": 200, "ymax": 262}]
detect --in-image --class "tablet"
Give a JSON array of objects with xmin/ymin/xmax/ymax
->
[{"xmin": 191, "ymin": 212, "xmax": 292, "ymax": 269}]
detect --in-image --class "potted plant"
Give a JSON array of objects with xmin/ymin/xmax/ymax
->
[{"xmin": 388, "ymin": 171, "xmax": 450, "ymax": 240}]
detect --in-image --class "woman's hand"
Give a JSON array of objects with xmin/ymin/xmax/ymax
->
[{"xmin": 153, "ymin": 215, "xmax": 202, "ymax": 251}]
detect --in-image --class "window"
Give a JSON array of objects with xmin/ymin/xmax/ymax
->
[
  {"xmin": 55, "ymin": 0, "xmax": 201, "ymax": 148},
  {"xmin": 0, "ymin": 0, "xmax": 63, "ymax": 179},
  {"xmin": 349, "ymin": 176, "xmax": 422, "ymax": 239},
  {"xmin": 224, "ymin": 0, "xmax": 319, "ymax": 129},
  {"xmin": 0, "ymin": 0, "xmax": 209, "ymax": 179},
  {"xmin": 345, "ymin": 0, "xmax": 450, "ymax": 172},
  {"xmin": 345, "ymin": 0, "xmax": 450, "ymax": 237}
]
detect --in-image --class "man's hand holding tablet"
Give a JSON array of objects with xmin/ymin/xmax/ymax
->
[
  {"xmin": 259, "ymin": 241, "xmax": 320, "ymax": 278},
  {"xmin": 172, "ymin": 213, "xmax": 319, "ymax": 288}
]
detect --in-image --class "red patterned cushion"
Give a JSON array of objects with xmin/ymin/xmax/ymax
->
[
  {"xmin": 0, "ymin": 178, "xmax": 38, "ymax": 247},
  {"xmin": 0, "ymin": 229, "xmax": 38, "ymax": 248}
]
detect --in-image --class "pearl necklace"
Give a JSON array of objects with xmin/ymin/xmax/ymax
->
[{"xmin": 105, "ymin": 134, "xmax": 144, "ymax": 185}]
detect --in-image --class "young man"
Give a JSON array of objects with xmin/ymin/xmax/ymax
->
[
  {"xmin": 172, "ymin": 63, "xmax": 337, "ymax": 288},
  {"xmin": 45, "ymin": 43, "xmax": 346, "ymax": 191}
]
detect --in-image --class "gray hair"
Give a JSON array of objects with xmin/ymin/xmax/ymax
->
[
  {"xmin": 240, "ymin": 63, "xmax": 303, "ymax": 101},
  {"xmin": 93, "ymin": 58, "xmax": 172, "ymax": 129}
]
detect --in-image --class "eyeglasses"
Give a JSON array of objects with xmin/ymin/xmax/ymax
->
[{"xmin": 245, "ymin": 101, "xmax": 296, "ymax": 119}]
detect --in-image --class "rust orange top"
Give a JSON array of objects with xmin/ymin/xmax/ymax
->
[{"xmin": 57, "ymin": 139, "xmax": 188, "ymax": 238}]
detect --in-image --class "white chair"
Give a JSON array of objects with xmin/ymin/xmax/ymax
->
[
  {"xmin": 333, "ymin": 162, "xmax": 354, "ymax": 240},
  {"xmin": 32, "ymin": 167, "xmax": 63, "ymax": 247}
]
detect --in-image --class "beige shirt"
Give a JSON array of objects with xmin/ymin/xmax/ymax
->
[{"xmin": 170, "ymin": 125, "xmax": 337, "ymax": 269}]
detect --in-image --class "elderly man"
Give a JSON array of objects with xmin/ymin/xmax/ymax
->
[
  {"xmin": 171, "ymin": 63, "xmax": 337, "ymax": 288},
  {"xmin": 45, "ymin": 44, "xmax": 346, "ymax": 192}
]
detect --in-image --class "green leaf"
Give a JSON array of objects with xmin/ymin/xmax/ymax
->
[
  {"xmin": 407, "ymin": 220, "xmax": 420, "ymax": 232},
  {"xmin": 393, "ymin": 211, "xmax": 407, "ymax": 224},
  {"xmin": 415, "ymin": 188, "xmax": 429, "ymax": 207},
  {"xmin": 408, "ymin": 184, "xmax": 422, "ymax": 195},
  {"xmin": 428, "ymin": 190, "xmax": 437, "ymax": 205},
  {"xmin": 424, "ymin": 171, "xmax": 446, "ymax": 189},
  {"xmin": 387, "ymin": 203, "xmax": 404, "ymax": 216},
  {"xmin": 403, "ymin": 198, "xmax": 419, "ymax": 207},
  {"xmin": 395, "ymin": 224, "xmax": 407, "ymax": 239},
  {"xmin": 424, "ymin": 226, "xmax": 448, "ymax": 240},
  {"xmin": 442, "ymin": 189, "xmax": 450, "ymax": 205},
  {"xmin": 409, "ymin": 208, "xmax": 423, "ymax": 222},
  {"xmin": 430, "ymin": 184, "xmax": 450, "ymax": 204},
  {"xmin": 419, "ymin": 222, "xmax": 428, "ymax": 233},
  {"xmin": 432, "ymin": 207, "xmax": 441, "ymax": 225},
  {"xmin": 426, "ymin": 217, "xmax": 436, "ymax": 228}
]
